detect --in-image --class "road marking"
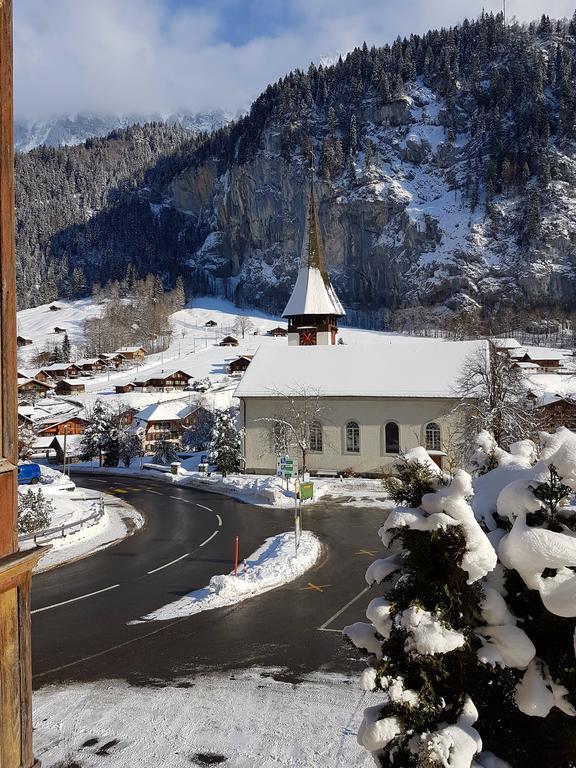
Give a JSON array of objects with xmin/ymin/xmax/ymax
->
[
  {"xmin": 301, "ymin": 582, "xmax": 331, "ymax": 593},
  {"xmin": 318, "ymin": 586, "xmax": 370, "ymax": 631},
  {"xmin": 32, "ymin": 584, "xmax": 120, "ymax": 615},
  {"xmin": 111, "ymin": 488, "xmax": 128, "ymax": 494},
  {"xmin": 169, "ymin": 495, "xmax": 182, "ymax": 501},
  {"xmin": 200, "ymin": 530, "xmax": 219, "ymax": 547},
  {"xmin": 355, "ymin": 549, "xmax": 377, "ymax": 556},
  {"xmin": 147, "ymin": 553, "xmax": 190, "ymax": 574},
  {"xmin": 196, "ymin": 503, "xmax": 213, "ymax": 512},
  {"xmin": 216, "ymin": 514, "xmax": 222, "ymax": 527},
  {"xmin": 147, "ymin": 490, "xmax": 163, "ymax": 496}
]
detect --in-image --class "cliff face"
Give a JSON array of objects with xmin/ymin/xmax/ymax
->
[{"xmin": 169, "ymin": 79, "xmax": 576, "ymax": 318}]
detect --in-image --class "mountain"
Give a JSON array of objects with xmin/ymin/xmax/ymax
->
[
  {"xmin": 15, "ymin": 12, "xmax": 576, "ymax": 327},
  {"xmin": 14, "ymin": 110, "xmax": 230, "ymax": 153}
]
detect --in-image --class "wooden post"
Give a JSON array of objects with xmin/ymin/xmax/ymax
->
[{"xmin": 0, "ymin": 2, "xmax": 44, "ymax": 766}]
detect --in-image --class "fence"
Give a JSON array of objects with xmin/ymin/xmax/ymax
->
[{"xmin": 19, "ymin": 493, "xmax": 105, "ymax": 545}]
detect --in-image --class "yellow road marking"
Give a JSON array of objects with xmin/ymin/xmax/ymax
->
[
  {"xmin": 110, "ymin": 488, "xmax": 128, "ymax": 494},
  {"xmin": 301, "ymin": 582, "xmax": 331, "ymax": 593},
  {"xmin": 355, "ymin": 549, "xmax": 377, "ymax": 556}
]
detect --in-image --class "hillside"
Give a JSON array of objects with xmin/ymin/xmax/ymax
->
[{"xmin": 16, "ymin": 13, "xmax": 576, "ymax": 323}]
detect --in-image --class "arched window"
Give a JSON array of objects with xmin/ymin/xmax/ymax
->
[
  {"xmin": 309, "ymin": 421, "xmax": 323, "ymax": 452},
  {"xmin": 346, "ymin": 420, "xmax": 360, "ymax": 453},
  {"xmin": 385, "ymin": 422, "xmax": 399, "ymax": 454},
  {"xmin": 425, "ymin": 422, "xmax": 441, "ymax": 452}
]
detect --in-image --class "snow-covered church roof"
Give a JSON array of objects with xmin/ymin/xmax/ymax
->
[
  {"xmin": 282, "ymin": 180, "xmax": 345, "ymax": 318},
  {"xmin": 235, "ymin": 340, "xmax": 488, "ymax": 399}
]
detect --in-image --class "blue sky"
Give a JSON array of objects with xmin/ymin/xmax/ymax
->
[{"xmin": 13, "ymin": 0, "xmax": 576, "ymax": 120}]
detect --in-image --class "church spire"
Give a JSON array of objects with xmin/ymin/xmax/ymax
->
[{"xmin": 282, "ymin": 153, "xmax": 345, "ymax": 346}]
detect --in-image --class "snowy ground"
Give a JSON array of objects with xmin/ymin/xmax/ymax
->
[
  {"xmin": 33, "ymin": 670, "xmax": 371, "ymax": 768},
  {"xmin": 136, "ymin": 530, "xmax": 322, "ymax": 623}
]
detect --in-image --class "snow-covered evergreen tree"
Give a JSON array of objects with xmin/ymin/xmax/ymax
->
[
  {"xmin": 61, "ymin": 332, "xmax": 71, "ymax": 360},
  {"xmin": 80, "ymin": 399, "xmax": 118, "ymax": 465},
  {"xmin": 18, "ymin": 488, "xmax": 53, "ymax": 534},
  {"xmin": 119, "ymin": 430, "xmax": 142, "ymax": 468},
  {"xmin": 18, "ymin": 423, "xmax": 36, "ymax": 460},
  {"xmin": 182, "ymin": 408, "xmax": 215, "ymax": 452},
  {"xmin": 151, "ymin": 438, "xmax": 180, "ymax": 466},
  {"xmin": 209, "ymin": 409, "xmax": 241, "ymax": 477}
]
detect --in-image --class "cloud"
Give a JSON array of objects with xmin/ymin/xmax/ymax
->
[{"xmin": 13, "ymin": 0, "xmax": 576, "ymax": 120}]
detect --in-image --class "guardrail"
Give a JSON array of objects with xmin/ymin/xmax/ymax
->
[{"xmin": 19, "ymin": 493, "xmax": 105, "ymax": 545}]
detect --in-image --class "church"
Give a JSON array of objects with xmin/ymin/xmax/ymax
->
[{"xmin": 235, "ymin": 176, "xmax": 482, "ymax": 476}]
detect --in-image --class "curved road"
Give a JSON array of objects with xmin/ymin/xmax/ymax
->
[{"xmin": 32, "ymin": 474, "xmax": 381, "ymax": 687}]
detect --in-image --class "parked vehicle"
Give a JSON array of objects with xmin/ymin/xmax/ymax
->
[{"xmin": 17, "ymin": 463, "xmax": 41, "ymax": 485}]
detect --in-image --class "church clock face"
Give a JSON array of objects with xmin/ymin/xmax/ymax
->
[{"xmin": 299, "ymin": 329, "xmax": 317, "ymax": 345}]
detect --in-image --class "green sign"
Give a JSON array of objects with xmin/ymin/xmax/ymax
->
[{"xmin": 299, "ymin": 481, "xmax": 314, "ymax": 501}]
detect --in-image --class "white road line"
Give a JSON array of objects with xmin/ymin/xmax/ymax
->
[
  {"xmin": 148, "ymin": 490, "xmax": 163, "ymax": 496},
  {"xmin": 147, "ymin": 553, "xmax": 190, "ymax": 575},
  {"xmin": 169, "ymin": 495, "xmax": 182, "ymax": 501},
  {"xmin": 318, "ymin": 586, "xmax": 371, "ymax": 631},
  {"xmin": 200, "ymin": 530, "xmax": 219, "ymax": 547},
  {"xmin": 196, "ymin": 503, "xmax": 213, "ymax": 512},
  {"xmin": 32, "ymin": 584, "xmax": 120, "ymax": 615}
]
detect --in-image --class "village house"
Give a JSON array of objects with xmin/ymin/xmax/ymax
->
[
  {"xmin": 17, "ymin": 377, "xmax": 53, "ymax": 399},
  {"xmin": 141, "ymin": 370, "xmax": 193, "ymax": 391},
  {"xmin": 115, "ymin": 382, "xmax": 136, "ymax": 394},
  {"xmin": 131, "ymin": 401, "xmax": 198, "ymax": 451},
  {"xmin": 49, "ymin": 434, "xmax": 83, "ymax": 465},
  {"xmin": 235, "ymin": 175, "xmax": 482, "ymax": 476},
  {"xmin": 219, "ymin": 335, "xmax": 239, "ymax": 347},
  {"xmin": 75, "ymin": 357, "xmax": 108, "ymax": 374},
  {"xmin": 114, "ymin": 346, "xmax": 146, "ymax": 361},
  {"xmin": 531, "ymin": 393, "xmax": 576, "ymax": 431},
  {"xmin": 269, "ymin": 327, "xmax": 288, "ymax": 337},
  {"xmin": 507, "ymin": 345, "xmax": 569, "ymax": 372},
  {"xmin": 205, "ymin": 320, "xmax": 218, "ymax": 327},
  {"xmin": 37, "ymin": 416, "xmax": 89, "ymax": 437},
  {"xmin": 54, "ymin": 326, "xmax": 67, "ymax": 334},
  {"xmin": 228, "ymin": 355, "xmax": 254, "ymax": 374},
  {"xmin": 36, "ymin": 362, "xmax": 81, "ymax": 380},
  {"xmin": 49, "ymin": 304, "xmax": 61, "ymax": 311},
  {"xmin": 101, "ymin": 352, "xmax": 127, "ymax": 368},
  {"xmin": 54, "ymin": 379, "xmax": 86, "ymax": 396},
  {"xmin": 16, "ymin": 335, "xmax": 32, "ymax": 347}
]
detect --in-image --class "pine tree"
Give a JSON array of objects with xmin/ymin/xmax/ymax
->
[
  {"xmin": 61, "ymin": 333, "xmax": 71, "ymax": 361},
  {"xmin": 119, "ymin": 430, "xmax": 142, "ymax": 468},
  {"xmin": 18, "ymin": 488, "xmax": 53, "ymax": 534},
  {"xmin": 18, "ymin": 423, "xmax": 36, "ymax": 460},
  {"xmin": 209, "ymin": 409, "xmax": 242, "ymax": 477},
  {"xmin": 80, "ymin": 399, "xmax": 116, "ymax": 466},
  {"xmin": 152, "ymin": 438, "xmax": 180, "ymax": 465}
]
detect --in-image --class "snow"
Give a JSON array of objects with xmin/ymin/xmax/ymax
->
[
  {"xmin": 132, "ymin": 400, "xmax": 195, "ymax": 424},
  {"xmin": 410, "ymin": 696, "xmax": 482, "ymax": 768},
  {"xmin": 282, "ymin": 265, "xmax": 345, "ymax": 317},
  {"xmin": 364, "ymin": 554, "xmax": 403, "ymax": 585},
  {"xmin": 343, "ymin": 622, "xmax": 383, "ymax": 659},
  {"xmin": 516, "ymin": 659, "xmax": 576, "ymax": 718},
  {"xmin": 365, "ymin": 597, "xmax": 393, "ymax": 639},
  {"xmin": 356, "ymin": 707, "xmax": 402, "ymax": 752},
  {"xmin": 235, "ymin": 340, "xmax": 488, "ymax": 399},
  {"xmin": 32, "ymin": 670, "xmax": 372, "ymax": 768},
  {"xmin": 400, "ymin": 606, "xmax": 465, "ymax": 655},
  {"xmin": 135, "ymin": 530, "xmax": 321, "ymax": 622}
]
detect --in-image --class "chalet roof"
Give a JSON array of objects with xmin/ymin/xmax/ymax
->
[
  {"xmin": 132, "ymin": 400, "xmax": 196, "ymax": 424},
  {"xmin": 282, "ymin": 179, "xmax": 345, "ymax": 319},
  {"xmin": 491, "ymin": 338, "xmax": 522, "ymax": 349},
  {"xmin": 146, "ymin": 370, "xmax": 192, "ymax": 381},
  {"xmin": 49, "ymin": 434, "xmax": 83, "ymax": 455},
  {"xmin": 40, "ymin": 362, "xmax": 80, "ymax": 372},
  {"xmin": 114, "ymin": 346, "xmax": 146, "ymax": 354},
  {"xmin": 57, "ymin": 379, "xmax": 86, "ymax": 387},
  {"xmin": 75, "ymin": 357, "xmax": 106, "ymax": 366},
  {"xmin": 235, "ymin": 340, "xmax": 487, "ymax": 399},
  {"xmin": 17, "ymin": 376, "xmax": 53, "ymax": 389}
]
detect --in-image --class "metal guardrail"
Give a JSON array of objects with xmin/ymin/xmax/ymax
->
[{"xmin": 19, "ymin": 493, "xmax": 105, "ymax": 545}]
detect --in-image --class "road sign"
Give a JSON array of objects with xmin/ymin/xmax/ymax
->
[{"xmin": 277, "ymin": 456, "xmax": 297, "ymax": 479}]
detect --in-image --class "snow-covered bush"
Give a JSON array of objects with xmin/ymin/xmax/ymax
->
[
  {"xmin": 382, "ymin": 447, "xmax": 444, "ymax": 507},
  {"xmin": 18, "ymin": 488, "xmax": 53, "ymax": 533},
  {"xmin": 349, "ymin": 428, "xmax": 576, "ymax": 767},
  {"xmin": 182, "ymin": 407, "xmax": 215, "ymax": 452},
  {"xmin": 119, "ymin": 430, "xmax": 142, "ymax": 468},
  {"xmin": 209, "ymin": 409, "xmax": 241, "ymax": 477},
  {"xmin": 151, "ymin": 438, "xmax": 180, "ymax": 466}
]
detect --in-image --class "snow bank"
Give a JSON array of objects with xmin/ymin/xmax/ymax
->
[{"xmin": 135, "ymin": 530, "xmax": 321, "ymax": 622}]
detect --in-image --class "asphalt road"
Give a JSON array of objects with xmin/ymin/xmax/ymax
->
[{"xmin": 32, "ymin": 474, "xmax": 385, "ymax": 688}]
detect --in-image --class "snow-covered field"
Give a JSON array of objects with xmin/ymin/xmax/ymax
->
[
  {"xmin": 136, "ymin": 530, "xmax": 322, "ymax": 622},
  {"xmin": 33, "ymin": 670, "xmax": 371, "ymax": 768}
]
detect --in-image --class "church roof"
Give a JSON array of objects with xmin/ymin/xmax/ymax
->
[{"xmin": 282, "ymin": 178, "xmax": 345, "ymax": 318}]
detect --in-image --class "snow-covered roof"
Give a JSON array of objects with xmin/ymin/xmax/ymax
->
[
  {"xmin": 75, "ymin": 357, "xmax": 105, "ymax": 366},
  {"xmin": 114, "ymin": 346, "xmax": 146, "ymax": 354},
  {"xmin": 235, "ymin": 340, "xmax": 487, "ymax": 399},
  {"xmin": 50, "ymin": 434, "xmax": 83, "ymax": 454},
  {"xmin": 57, "ymin": 379, "xmax": 86, "ymax": 386},
  {"xmin": 491, "ymin": 338, "xmax": 522, "ymax": 349},
  {"xmin": 40, "ymin": 362, "xmax": 79, "ymax": 372},
  {"xmin": 133, "ymin": 400, "xmax": 195, "ymax": 424},
  {"xmin": 282, "ymin": 266, "xmax": 345, "ymax": 317}
]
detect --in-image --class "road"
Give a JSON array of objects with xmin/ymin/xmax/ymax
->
[{"xmin": 32, "ymin": 474, "xmax": 384, "ymax": 688}]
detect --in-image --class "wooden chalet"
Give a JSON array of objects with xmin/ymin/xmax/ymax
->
[
  {"xmin": 115, "ymin": 345, "xmax": 146, "ymax": 360},
  {"xmin": 49, "ymin": 303, "xmax": 61, "ymax": 311},
  {"xmin": 17, "ymin": 377, "xmax": 53, "ymax": 398},
  {"xmin": 219, "ymin": 335, "xmax": 239, "ymax": 347},
  {"xmin": 38, "ymin": 416, "xmax": 88, "ymax": 437},
  {"xmin": 118, "ymin": 407, "xmax": 138, "ymax": 426},
  {"xmin": 54, "ymin": 326, "xmax": 66, "ymax": 334},
  {"xmin": 50, "ymin": 434, "xmax": 83, "ymax": 464},
  {"xmin": 101, "ymin": 352, "xmax": 127, "ymax": 368},
  {"xmin": 115, "ymin": 382, "xmax": 135, "ymax": 394},
  {"xmin": 142, "ymin": 370, "xmax": 192, "ymax": 390},
  {"xmin": 534, "ymin": 395, "xmax": 576, "ymax": 431},
  {"xmin": 205, "ymin": 320, "xmax": 217, "ymax": 327},
  {"xmin": 132, "ymin": 401, "xmax": 198, "ymax": 451},
  {"xmin": 228, "ymin": 355, "xmax": 254, "ymax": 374},
  {"xmin": 269, "ymin": 326, "xmax": 288, "ymax": 337},
  {"xmin": 16, "ymin": 335, "xmax": 32, "ymax": 346},
  {"xmin": 75, "ymin": 357, "xmax": 108, "ymax": 373},
  {"xmin": 55, "ymin": 379, "xmax": 86, "ymax": 395},
  {"xmin": 37, "ymin": 362, "xmax": 81, "ymax": 380}
]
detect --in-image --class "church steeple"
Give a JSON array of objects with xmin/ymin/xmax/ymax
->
[{"xmin": 282, "ymin": 162, "xmax": 345, "ymax": 346}]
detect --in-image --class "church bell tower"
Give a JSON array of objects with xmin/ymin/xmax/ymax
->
[{"xmin": 282, "ymin": 169, "xmax": 345, "ymax": 345}]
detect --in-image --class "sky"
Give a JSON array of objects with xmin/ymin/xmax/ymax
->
[{"xmin": 13, "ymin": 0, "xmax": 576, "ymax": 121}]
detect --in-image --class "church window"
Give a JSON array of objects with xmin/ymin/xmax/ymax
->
[
  {"xmin": 346, "ymin": 421, "xmax": 360, "ymax": 453},
  {"xmin": 425, "ymin": 422, "xmax": 441, "ymax": 452}
]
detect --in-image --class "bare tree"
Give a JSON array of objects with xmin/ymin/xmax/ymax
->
[
  {"xmin": 232, "ymin": 315, "xmax": 254, "ymax": 339},
  {"xmin": 258, "ymin": 385, "xmax": 328, "ymax": 474},
  {"xmin": 455, "ymin": 341, "xmax": 538, "ymax": 449}
]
